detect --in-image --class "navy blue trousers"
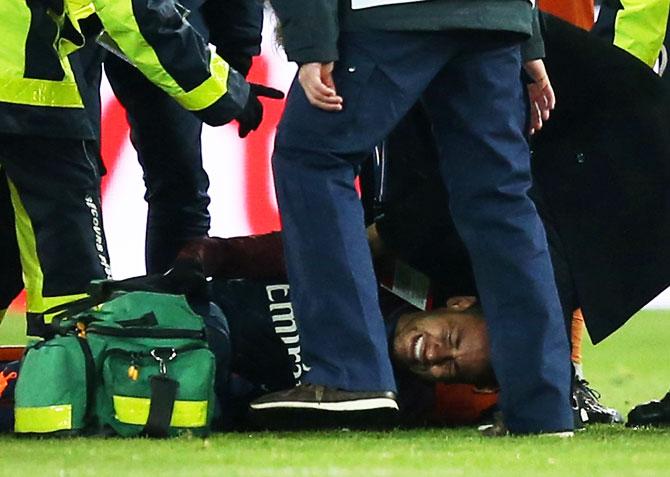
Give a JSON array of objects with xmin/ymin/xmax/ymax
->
[
  {"xmin": 273, "ymin": 30, "xmax": 573, "ymax": 433},
  {"xmin": 105, "ymin": 55, "xmax": 210, "ymax": 274}
]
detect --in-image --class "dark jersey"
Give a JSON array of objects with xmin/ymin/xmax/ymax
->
[
  {"xmin": 211, "ymin": 278, "xmax": 305, "ymax": 393},
  {"xmin": 209, "ymin": 276, "xmax": 477, "ymax": 426},
  {"xmin": 210, "ymin": 278, "xmax": 411, "ymax": 390}
]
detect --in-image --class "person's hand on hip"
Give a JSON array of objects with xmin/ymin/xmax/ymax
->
[
  {"xmin": 298, "ymin": 62, "xmax": 344, "ymax": 111},
  {"xmin": 524, "ymin": 59, "xmax": 556, "ymax": 135}
]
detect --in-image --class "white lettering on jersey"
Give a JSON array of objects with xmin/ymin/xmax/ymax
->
[{"xmin": 266, "ymin": 284, "xmax": 305, "ymax": 381}]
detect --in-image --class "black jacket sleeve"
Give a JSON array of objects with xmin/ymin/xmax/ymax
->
[
  {"xmin": 93, "ymin": 0, "xmax": 250, "ymax": 126},
  {"xmin": 203, "ymin": 0, "xmax": 264, "ymax": 75},
  {"xmin": 520, "ymin": 6, "xmax": 545, "ymax": 61},
  {"xmin": 268, "ymin": 0, "xmax": 339, "ymax": 63}
]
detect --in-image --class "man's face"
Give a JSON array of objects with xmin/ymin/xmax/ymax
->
[{"xmin": 392, "ymin": 301, "xmax": 494, "ymax": 386}]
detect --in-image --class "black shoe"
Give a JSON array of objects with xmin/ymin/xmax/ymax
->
[
  {"xmin": 250, "ymin": 383, "xmax": 398, "ymax": 412},
  {"xmin": 573, "ymin": 379, "xmax": 624, "ymax": 425},
  {"xmin": 249, "ymin": 384, "xmax": 398, "ymax": 430},
  {"xmin": 627, "ymin": 391, "xmax": 670, "ymax": 427}
]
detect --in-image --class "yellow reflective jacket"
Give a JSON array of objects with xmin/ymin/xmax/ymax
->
[
  {"xmin": 0, "ymin": 0, "xmax": 249, "ymax": 138},
  {"xmin": 614, "ymin": 0, "xmax": 670, "ymax": 67}
]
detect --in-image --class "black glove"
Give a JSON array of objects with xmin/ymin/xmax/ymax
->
[
  {"xmin": 236, "ymin": 83, "xmax": 284, "ymax": 138},
  {"xmin": 223, "ymin": 54, "xmax": 253, "ymax": 78}
]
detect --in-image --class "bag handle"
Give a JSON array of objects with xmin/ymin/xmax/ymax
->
[
  {"xmin": 143, "ymin": 375, "xmax": 179, "ymax": 438},
  {"xmin": 40, "ymin": 267, "xmax": 208, "ymax": 336}
]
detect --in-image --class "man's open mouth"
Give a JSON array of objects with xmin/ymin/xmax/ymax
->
[{"xmin": 412, "ymin": 334, "xmax": 425, "ymax": 364}]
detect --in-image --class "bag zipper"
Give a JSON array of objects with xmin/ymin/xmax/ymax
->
[{"xmin": 87, "ymin": 325, "xmax": 205, "ymax": 339}]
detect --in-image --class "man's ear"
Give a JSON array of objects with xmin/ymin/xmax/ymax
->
[{"xmin": 446, "ymin": 296, "xmax": 478, "ymax": 311}]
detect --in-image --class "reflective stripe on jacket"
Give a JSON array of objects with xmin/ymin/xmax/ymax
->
[
  {"xmin": 0, "ymin": 0, "xmax": 249, "ymax": 138},
  {"xmin": 614, "ymin": 0, "xmax": 670, "ymax": 67}
]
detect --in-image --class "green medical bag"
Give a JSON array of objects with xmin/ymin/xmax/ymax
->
[{"xmin": 14, "ymin": 289, "xmax": 216, "ymax": 437}]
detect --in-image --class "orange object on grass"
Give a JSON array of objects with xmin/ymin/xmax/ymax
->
[
  {"xmin": 538, "ymin": 0, "xmax": 595, "ymax": 30},
  {"xmin": 433, "ymin": 383, "xmax": 499, "ymax": 425},
  {"xmin": 0, "ymin": 370, "xmax": 18, "ymax": 398},
  {"xmin": 571, "ymin": 308, "xmax": 585, "ymax": 365},
  {"xmin": 0, "ymin": 346, "xmax": 24, "ymax": 363}
]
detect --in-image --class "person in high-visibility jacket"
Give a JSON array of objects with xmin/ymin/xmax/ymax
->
[
  {"xmin": 594, "ymin": 0, "xmax": 670, "ymax": 68},
  {"xmin": 0, "ymin": 0, "xmax": 282, "ymax": 336},
  {"xmin": 104, "ymin": 0, "xmax": 265, "ymax": 275}
]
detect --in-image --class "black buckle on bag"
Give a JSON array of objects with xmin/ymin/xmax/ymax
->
[{"xmin": 150, "ymin": 348, "xmax": 177, "ymax": 376}]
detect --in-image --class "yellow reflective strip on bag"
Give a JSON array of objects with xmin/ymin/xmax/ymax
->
[
  {"xmin": 14, "ymin": 405, "xmax": 72, "ymax": 433},
  {"xmin": 113, "ymin": 396, "xmax": 208, "ymax": 428},
  {"xmin": 172, "ymin": 52, "xmax": 229, "ymax": 111},
  {"xmin": 170, "ymin": 400, "xmax": 209, "ymax": 428}
]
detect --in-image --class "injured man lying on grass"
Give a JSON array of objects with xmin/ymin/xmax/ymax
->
[
  {"xmin": 2, "ymin": 14, "xmax": 669, "ymax": 432},
  {"xmin": 0, "ymin": 228, "xmax": 619, "ymax": 432},
  {"xmin": 0, "ymin": 233, "xmax": 501, "ymax": 431},
  {"xmin": 3, "ymin": 147, "xmax": 648, "ymax": 431},
  {"xmin": 0, "ymin": 135, "xmax": 662, "ymax": 431},
  {"xmin": 123, "ymin": 17, "xmax": 670, "ymax": 429}
]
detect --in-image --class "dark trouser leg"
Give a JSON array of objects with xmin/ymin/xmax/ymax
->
[
  {"xmin": 0, "ymin": 136, "xmax": 111, "ymax": 334},
  {"xmin": 105, "ymin": 55, "xmax": 210, "ymax": 273},
  {"xmin": 529, "ymin": 186, "xmax": 578, "ymax": 339},
  {"xmin": 422, "ymin": 37, "xmax": 573, "ymax": 433},
  {"xmin": 0, "ymin": 171, "xmax": 23, "ymax": 322},
  {"xmin": 273, "ymin": 146, "xmax": 397, "ymax": 391},
  {"xmin": 272, "ymin": 32, "xmax": 449, "ymax": 392}
]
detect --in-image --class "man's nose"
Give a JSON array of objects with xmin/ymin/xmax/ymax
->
[{"xmin": 425, "ymin": 340, "xmax": 454, "ymax": 364}]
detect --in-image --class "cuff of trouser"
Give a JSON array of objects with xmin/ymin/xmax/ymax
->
[{"xmin": 505, "ymin": 413, "xmax": 575, "ymax": 435}]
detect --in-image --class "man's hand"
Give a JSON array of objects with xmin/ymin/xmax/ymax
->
[
  {"xmin": 236, "ymin": 83, "xmax": 285, "ymax": 138},
  {"xmin": 298, "ymin": 62, "xmax": 343, "ymax": 111},
  {"xmin": 524, "ymin": 59, "xmax": 556, "ymax": 135}
]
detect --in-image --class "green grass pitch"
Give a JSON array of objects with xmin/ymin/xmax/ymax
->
[{"xmin": 1, "ymin": 309, "xmax": 669, "ymax": 476}]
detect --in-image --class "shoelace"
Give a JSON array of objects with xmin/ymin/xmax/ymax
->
[{"xmin": 577, "ymin": 380, "xmax": 602, "ymax": 401}]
